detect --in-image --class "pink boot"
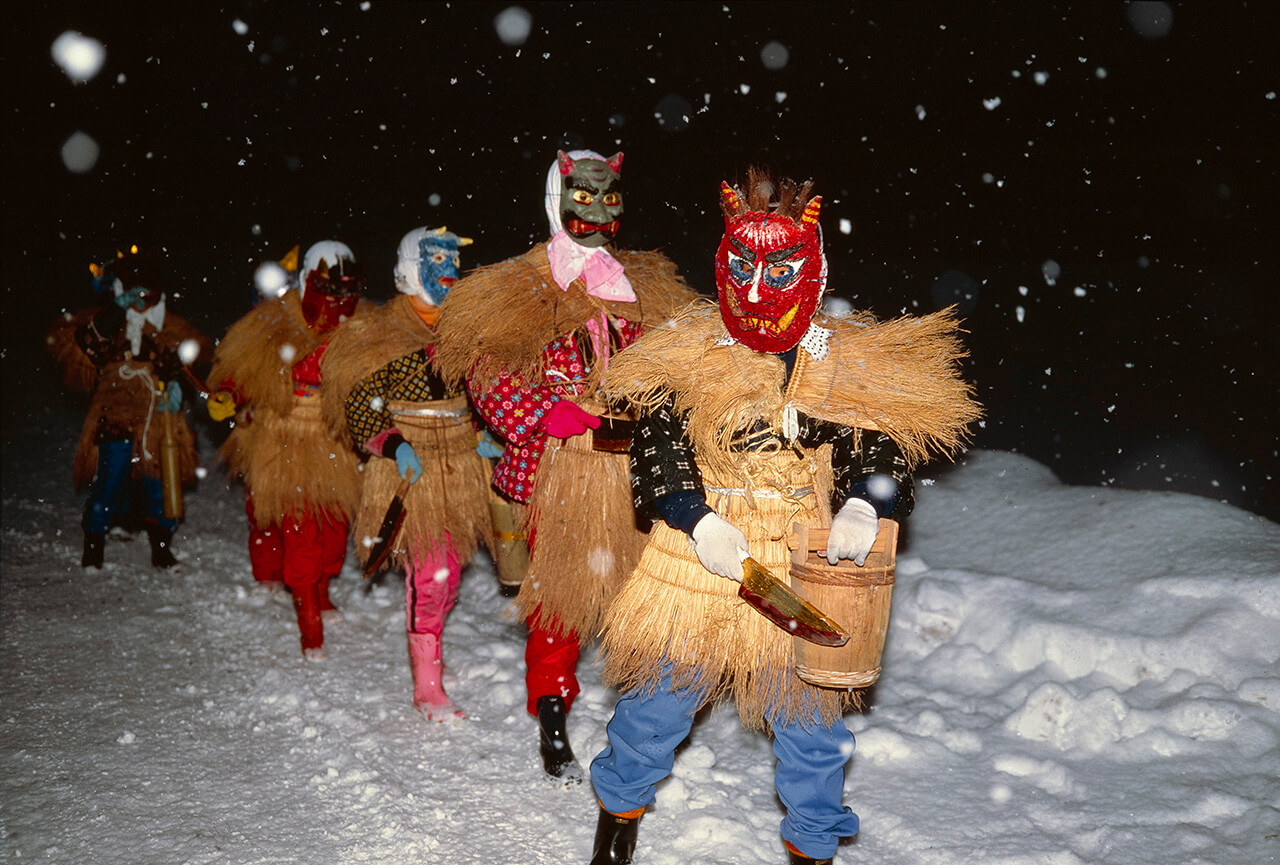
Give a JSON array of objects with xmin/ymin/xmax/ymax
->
[{"xmin": 407, "ymin": 632, "xmax": 465, "ymax": 722}]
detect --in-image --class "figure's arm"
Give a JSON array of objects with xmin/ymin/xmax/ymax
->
[
  {"xmin": 631, "ymin": 396, "xmax": 747, "ymax": 580},
  {"xmin": 345, "ymin": 358, "xmax": 407, "ymax": 456},
  {"xmin": 468, "ymin": 365, "xmax": 591, "ymax": 448},
  {"xmin": 809, "ymin": 421, "xmax": 915, "ymax": 565}
]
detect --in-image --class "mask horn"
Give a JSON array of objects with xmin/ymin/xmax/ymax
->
[
  {"xmin": 557, "ymin": 150, "xmax": 575, "ymax": 176},
  {"xmin": 800, "ymin": 195, "xmax": 823, "ymax": 228},
  {"xmin": 606, "ymin": 152, "xmax": 624, "ymax": 174},
  {"xmin": 720, "ymin": 181, "xmax": 745, "ymax": 218}
]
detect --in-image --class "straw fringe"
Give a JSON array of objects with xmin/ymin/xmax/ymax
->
[
  {"xmin": 207, "ymin": 292, "xmax": 324, "ymax": 419},
  {"xmin": 433, "ymin": 242, "xmax": 698, "ymax": 388},
  {"xmin": 320, "ymin": 296, "xmax": 438, "ymax": 446},
  {"xmin": 605, "ymin": 301, "xmax": 980, "ymax": 474},
  {"xmin": 515, "ymin": 428, "xmax": 650, "ymax": 644},
  {"xmin": 351, "ymin": 397, "xmax": 494, "ymax": 567},
  {"xmin": 224, "ymin": 397, "xmax": 362, "ymax": 526},
  {"xmin": 600, "ymin": 450, "xmax": 860, "ymax": 731}
]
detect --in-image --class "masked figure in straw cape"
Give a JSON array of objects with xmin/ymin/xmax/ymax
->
[
  {"xmin": 586, "ymin": 171, "xmax": 982, "ymax": 865},
  {"xmin": 433, "ymin": 150, "xmax": 698, "ymax": 782},
  {"xmin": 320, "ymin": 227, "xmax": 494, "ymax": 722},
  {"xmin": 48, "ymin": 243, "xmax": 211, "ymax": 571},
  {"xmin": 205, "ymin": 241, "xmax": 369, "ymax": 659}
]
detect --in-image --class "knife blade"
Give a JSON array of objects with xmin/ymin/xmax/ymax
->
[
  {"xmin": 362, "ymin": 475, "xmax": 413, "ymax": 580},
  {"xmin": 737, "ymin": 556, "xmax": 849, "ymax": 647}
]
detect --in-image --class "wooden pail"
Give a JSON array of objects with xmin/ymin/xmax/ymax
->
[{"xmin": 788, "ymin": 519, "xmax": 898, "ymax": 689}]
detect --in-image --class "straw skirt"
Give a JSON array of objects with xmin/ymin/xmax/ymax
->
[
  {"xmin": 515, "ymin": 425, "xmax": 650, "ymax": 644},
  {"xmin": 351, "ymin": 397, "xmax": 493, "ymax": 568},
  {"xmin": 600, "ymin": 446, "xmax": 863, "ymax": 730}
]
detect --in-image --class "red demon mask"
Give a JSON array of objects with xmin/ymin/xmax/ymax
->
[
  {"xmin": 714, "ymin": 177, "xmax": 826, "ymax": 353},
  {"xmin": 301, "ymin": 259, "xmax": 363, "ymax": 331}
]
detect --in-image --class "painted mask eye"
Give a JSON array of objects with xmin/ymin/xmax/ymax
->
[
  {"xmin": 763, "ymin": 258, "xmax": 805, "ymax": 289},
  {"xmin": 727, "ymin": 253, "xmax": 755, "ymax": 285},
  {"xmin": 572, "ymin": 189, "xmax": 594, "ymax": 205},
  {"xmin": 432, "ymin": 252, "xmax": 448, "ymax": 264},
  {"xmin": 602, "ymin": 191, "xmax": 622, "ymax": 207}
]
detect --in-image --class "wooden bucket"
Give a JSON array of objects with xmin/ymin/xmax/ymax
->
[{"xmin": 788, "ymin": 519, "xmax": 898, "ymax": 689}]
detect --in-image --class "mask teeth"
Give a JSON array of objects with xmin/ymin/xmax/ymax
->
[
  {"xmin": 741, "ymin": 301, "xmax": 800, "ymax": 336},
  {"xmin": 777, "ymin": 302, "xmax": 799, "ymax": 333}
]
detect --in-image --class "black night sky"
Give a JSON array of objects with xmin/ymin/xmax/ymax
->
[{"xmin": 7, "ymin": 1, "xmax": 1278, "ymax": 520}]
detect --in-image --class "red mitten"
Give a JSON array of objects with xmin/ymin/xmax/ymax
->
[{"xmin": 542, "ymin": 399, "xmax": 601, "ymax": 438}]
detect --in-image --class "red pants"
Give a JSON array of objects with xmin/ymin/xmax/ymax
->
[
  {"xmin": 245, "ymin": 495, "xmax": 348, "ymax": 590},
  {"xmin": 521, "ymin": 517, "xmax": 581, "ymax": 715},
  {"xmin": 525, "ymin": 614, "xmax": 580, "ymax": 716}
]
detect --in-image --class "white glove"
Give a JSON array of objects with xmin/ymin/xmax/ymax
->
[
  {"xmin": 826, "ymin": 498, "xmax": 880, "ymax": 566},
  {"xmin": 690, "ymin": 512, "xmax": 749, "ymax": 581}
]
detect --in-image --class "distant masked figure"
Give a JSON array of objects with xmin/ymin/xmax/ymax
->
[
  {"xmin": 206, "ymin": 240, "xmax": 368, "ymax": 659},
  {"xmin": 48, "ymin": 243, "xmax": 212, "ymax": 570},
  {"xmin": 322, "ymin": 227, "xmax": 494, "ymax": 721},
  {"xmin": 433, "ymin": 149, "xmax": 698, "ymax": 783}
]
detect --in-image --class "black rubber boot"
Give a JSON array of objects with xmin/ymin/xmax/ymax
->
[
  {"xmin": 536, "ymin": 694, "xmax": 583, "ymax": 784},
  {"xmin": 589, "ymin": 806, "xmax": 639, "ymax": 865},
  {"xmin": 787, "ymin": 848, "xmax": 834, "ymax": 865},
  {"xmin": 81, "ymin": 532, "xmax": 105, "ymax": 569},
  {"xmin": 146, "ymin": 524, "xmax": 178, "ymax": 569}
]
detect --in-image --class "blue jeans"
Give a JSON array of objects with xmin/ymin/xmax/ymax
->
[
  {"xmin": 590, "ymin": 677, "xmax": 859, "ymax": 859},
  {"xmin": 82, "ymin": 439, "xmax": 176, "ymax": 534}
]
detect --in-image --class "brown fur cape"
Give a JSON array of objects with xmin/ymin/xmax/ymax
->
[
  {"xmin": 320, "ymin": 296, "xmax": 494, "ymax": 567},
  {"xmin": 597, "ymin": 300, "xmax": 981, "ymax": 729},
  {"xmin": 47, "ymin": 305, "xmax": 211, "ymax": 488},
  {"xmin": 208, "ymin": 291, "xmax": 368, "ymax": 527}
]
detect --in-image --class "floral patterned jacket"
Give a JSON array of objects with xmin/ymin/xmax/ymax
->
[{"xmin": 469, "ymin": 321, "xmax": 641, "ymax": 502}]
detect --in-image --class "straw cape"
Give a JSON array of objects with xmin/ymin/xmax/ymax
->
[
  {"xmin": 431, "ymin": 241, "xmax": 696, "ymax": 389},
  {"xmin": 432, "ymin": 240, "xmax": 700, "ymax": 642},
  {"xmin": 598, "ymin": 300, "xmax": 981, "ymax": 729},
  {"xmin": 207, "ymin": 291, "xmax": 367, "ymax": 527},
  {"xmin": 48, "ymin": 306, "xmax": 210, "ymax": 489},
  {"xmin": 320, "ymin": 295, "xmax": 493, "ymax": 568}
]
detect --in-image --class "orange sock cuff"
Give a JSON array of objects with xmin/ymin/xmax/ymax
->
[
  {"xmin": 598, "ymin": 800, "xmax": 645, "ymax": 820},
  {"xmin": 784, "ymin": 840, "xmax": 804, "ymax": 856}
]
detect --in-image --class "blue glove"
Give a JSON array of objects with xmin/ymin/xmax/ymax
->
[
  {"xmin": 395, "ymin": 441, "xmax": 422, "ymax": 483},
  {"xmin": 115, "ymin": 287, "xmax": 149, "ymax": 310},
  {"xmin": 157, "ymin": 380, "xmax": 183, "ymax": 413},
  {"xmin": 475, "ymin": 429, "xmax": 505, "ymax": 459}
]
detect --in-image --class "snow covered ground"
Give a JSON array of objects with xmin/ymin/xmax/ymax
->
[{"xmin": 2, "ymin": 397, "xmax": 1278, "ymax": 865}]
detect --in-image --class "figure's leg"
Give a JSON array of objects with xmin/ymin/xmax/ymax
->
[
  {"xmin": 405, "ymin": 536, "xmax": 465, "ymax": 721},
  {"xmin": 772, "ymin": 712, "xmax": 860, "ymax": 862},
  {"xmin": 318, "ymin": 516, "xmax": 349, "ymax": 618},
  {"xmin": 139, "ymin": 473, "xmax": 178, "ymax": 568},
  {"xmin": 587, "ymin": 680, "xmax": 704, "ymax": 864},
  {"xmin": 245, "ymin": 493, "xmax": 285, "ymax": 591},
  {"xmin": 526, "ymin": 615, "xmax": 584, "ymax": 782},
  {"xmin": 282, "ymin": 511, "xmax": 325, "ymax": 659},
  {"xmin": 80, "ymin": 439, "xmax": 134, "ymax": 568}
]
